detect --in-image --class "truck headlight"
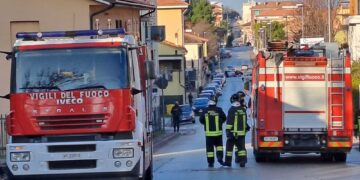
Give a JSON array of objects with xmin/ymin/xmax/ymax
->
[
  {"xmin": 10, "ymin": 152, "xmax": 30, "ymax": 162},
  {"xmin": 113, "ymin": 148, "xmax": 134, "ymax": 158}
]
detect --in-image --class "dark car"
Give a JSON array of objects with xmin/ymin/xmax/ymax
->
[
  {"xmin": 192, "ymin": 98, "xmax": 209, "ymax": 115},
  {"xmin": 180, "ymin": 104, "xmax": 195, "ymax": 123}
]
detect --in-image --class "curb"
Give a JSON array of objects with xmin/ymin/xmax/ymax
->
[{"xmin": 153, "ymin": 132, "xmax": 180, "ymax": 151}]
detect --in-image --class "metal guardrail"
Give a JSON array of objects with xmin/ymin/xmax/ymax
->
[{"xmin": 0, "ymin": 114, "xmax": 7, "ymax": 159}]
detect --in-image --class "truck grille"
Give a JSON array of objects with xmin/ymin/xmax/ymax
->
[
  {"xmin": 48, "ymin": 160, "xmax": 96, "ymax": 170},
  {"xmin": 36, "ymin": 114, "xmax": 106, "ymax": 130}
]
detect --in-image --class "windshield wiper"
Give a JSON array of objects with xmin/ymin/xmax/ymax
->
[
  {"xmin": 65, "ymin": 85, "xmax": 107, "ymax": 91},
  {"xmin": 20, "ymin": 86, "xmax": 61, "ymax": 91}
]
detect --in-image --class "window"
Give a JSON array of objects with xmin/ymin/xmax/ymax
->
[
  {"xmin": 115, "ymin": 20, "xmax": 123, "ymax": 28},
  {"xmin": 255, "ymin": 10, "xmax": 260, "ymax": 16}
]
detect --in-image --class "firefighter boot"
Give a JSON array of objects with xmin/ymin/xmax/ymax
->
[{"xmin": 240, "ymin": 162, "xmax": 245, "ymax": 168}]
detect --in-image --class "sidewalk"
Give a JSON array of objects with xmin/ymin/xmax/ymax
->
[{"xmin": 153, "ymin": 117, "xmax": 181, "ymax": 151}]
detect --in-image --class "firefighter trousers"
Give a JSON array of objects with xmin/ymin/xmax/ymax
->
[
  {"xmin": 205, "ymin": 136, "xmax": 224, "ymax": 164},
  {"xmin": 225, "ymin": 136, "xmax": 247, "ymax": 164}
]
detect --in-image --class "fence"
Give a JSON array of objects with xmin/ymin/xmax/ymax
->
[{"xmin": 0, "ymin": 114, "xmax": 7, "ymax": 159}]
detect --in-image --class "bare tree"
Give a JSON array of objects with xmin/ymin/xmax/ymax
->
[
  {"xmin": 191, "ymin": 20, "xmax": 219, "ymax": 57},
  {"xmin": 289, "ymin": 0, "xmax": 341, "ymax": 42}
]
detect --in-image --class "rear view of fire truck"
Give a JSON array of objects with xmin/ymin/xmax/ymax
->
[
  {"xmin": 2, "ymin": 29, "xmax": 155, "ymax": 179},
  {"xmin": 251, "ymin": 42, "xmax": 353, "ymax": 162}
]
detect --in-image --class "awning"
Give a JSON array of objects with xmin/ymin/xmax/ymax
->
[{"xmin": 96, "ymin": 0, "xmax": 155, "ymax": 10}]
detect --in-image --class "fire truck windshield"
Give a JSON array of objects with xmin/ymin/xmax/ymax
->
[{"xmin": 13, "ymin": 47, "xmax": 129, "ymax": 93}]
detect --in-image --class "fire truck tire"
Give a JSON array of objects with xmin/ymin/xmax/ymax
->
[
  {"xmin": 320, "ymin": 153, "xmax": 333, "ymax": 162},
  {"xmin": 334, "ymin": 153, "xmax": 347, "ymax": 162},
  {"xmin": 254, "ymin": 150, "xmax": 266, "ymax": 162},
  {"xmin": 268, "ymin": 152, "xmax": 280, "ymax": 162}
]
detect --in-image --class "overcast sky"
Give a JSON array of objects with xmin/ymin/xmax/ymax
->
[{"xmin": 220, "ymin": 0, "xmax": 294, "ymax": 14}]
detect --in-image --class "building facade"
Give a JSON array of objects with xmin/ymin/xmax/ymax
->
[
  {"xmin": 156, "ymin": 0, "xmax": 188, "ymax": 109},
  {"xmin": 184, "ymin": 33, "xmax": 208, "ymax": 92}
]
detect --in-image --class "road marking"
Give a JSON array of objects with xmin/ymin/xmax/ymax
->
[{"xmin": 154, "ymin": 148, "xmax": 206, "ymax": 158}]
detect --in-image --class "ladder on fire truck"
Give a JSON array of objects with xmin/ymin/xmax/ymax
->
[{"xmin": 329, "ymin": 52, "xmax": 345, "ymax": 130}]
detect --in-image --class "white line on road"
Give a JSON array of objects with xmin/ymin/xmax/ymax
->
[{"xmin": 154, "ymin": 148, "xmax": 206, "ymax": 158}]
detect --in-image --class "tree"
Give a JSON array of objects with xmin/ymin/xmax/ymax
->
[
  {"xmin": 271, "ymin": 21, "xmax": 286, "ymax": 40},
  {"xmin": 192, "ymin": 20, "xmax": 219, "ymax": 57},
  {"xmin": 253, "ymin": 21, "xmax": 286, "ymax": 46},
  {"xmin": 187, "ymin": 0, "xmax": 214, "ymax": 24},
  {"xmin": 289, "ymin": 0, "xmax": 341, "ymax": 42}
]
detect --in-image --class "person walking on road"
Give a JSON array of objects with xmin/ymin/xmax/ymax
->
[
  {"xmin": 171, "ymin": 101, "xmax": 182, "ymax": 133},
  {"xmin": 224, "ymin": 93, "xmax": 250, "ymax": 167},
  {"xmin": 188, "ymin": 92, "xmax": 193, "ymax": 106},
  {"xmin": 199, "ymin": 98, "xmax": 227, "ymax": 167}
]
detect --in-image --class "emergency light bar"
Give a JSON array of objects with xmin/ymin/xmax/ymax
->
[{"xmin": 16, "ymin": 28, "xmax": 126, "ymax": 39}]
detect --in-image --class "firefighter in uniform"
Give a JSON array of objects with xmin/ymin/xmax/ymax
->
[
  {"xmin": 224, "ymin": 93, "xmax": 250, "ymax": 167},
  {"xmin": 199, "ymin": 99, "xmax": 227, "ymax": 167},
  {"xmin": 229, "ymin": 91, "xmax": 247, "ymax": 163}
]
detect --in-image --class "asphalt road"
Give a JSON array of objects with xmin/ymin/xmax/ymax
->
[{"xmin": 153, "ymin": 46, "xmax": 360, "ymax": 180}]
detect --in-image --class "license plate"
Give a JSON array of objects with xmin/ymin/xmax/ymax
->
[
  {"xmin": 63, "ymin": 153, "xmax": 81, "ymax": 159},
  {"xmin": 264, "ymin": 136, "xmax": 278, "ymax": 142}
]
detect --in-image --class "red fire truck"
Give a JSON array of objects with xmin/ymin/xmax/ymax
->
[
  {"xmin": 251, "ymin": 42, "xmax": 353, "ymax": 162},
  {"xmin": 2, "ymin": 29, "xmax": 155, "ymax": 179}
]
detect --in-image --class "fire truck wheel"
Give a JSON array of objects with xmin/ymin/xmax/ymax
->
[
  {"xmin": 320, "ymin": 153, "xmax": 333, "ymax": 162},
  {"xmin": 254, "ymin": 150, "xmax": 266, "ymax": 163},
  {"xmin": 334, "ymin": 153, "xmax": 347, "ymax": 162},
  {"xmin": 268, "ymin": 153, "xmax": 280, "ymax": 162},
  {"xmin": 144, "ymin": 160, "xmax": 153, "ymax": 180}
]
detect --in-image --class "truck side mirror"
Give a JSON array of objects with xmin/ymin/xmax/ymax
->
[
  {"xmin": 0, "ymin": 94, "xmax": 10, "ymax": 99},
  {"xmin": 0, "ymin": 51, "xmax": 13, "ymax": 60},
  {"xmin": 145, "ymin": 60, "xmax": 156, "ymax": 80}
]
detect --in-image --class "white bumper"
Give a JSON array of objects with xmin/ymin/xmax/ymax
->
[{"xmin": 6, "ymin": 140, "xmax": 141, "ymax": 176}]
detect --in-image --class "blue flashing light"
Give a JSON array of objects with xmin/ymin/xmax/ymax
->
[
  {"xmin": 16, "ymin": 29, "xmax": 126, "ymax": 39},
  {"xmin": 295, "ymin": 50, "xmax": 315, "ymax": 57}
]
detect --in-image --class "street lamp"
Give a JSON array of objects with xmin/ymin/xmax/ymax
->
[
  {"xmin": 267, "ymin": 21, "xmax": 272, "ymax": 42},
  {"xmin": 328, "ymin": 0, "xmax": 331, "ymax": 42},
  {"xmin": 262, "ymin": 25, "xmax": 267, "ymax": 49}
]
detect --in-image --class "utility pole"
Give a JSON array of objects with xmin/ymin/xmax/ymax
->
[{"xmin": 328, "ymin": 0, "xmax": 331, "ymax": 42}]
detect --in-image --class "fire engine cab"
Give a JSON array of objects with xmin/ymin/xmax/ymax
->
[
  {"xmin": 3, "ymin": 29, "xmax": 155, "ymax": 179},
  {"xmin": 251, "ymin": 42, "xmax": 353, "ymax": 162}
]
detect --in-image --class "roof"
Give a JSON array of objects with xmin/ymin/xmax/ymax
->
[
  {"xmin": 184, "ymin": 33, "xmax": 209, "ymax": 44},
  {"xmin": 251, "ymin": 1, "xmax": 298, "ymax": 9},
  {"xmin": 256, "ymin": 9, "xmax": 297, "ymax": 17},
  {"xmin": 161, "ymin": 40, "xmax": 187, "ymax": 51},
  {"xmin": 96, "ymin": 0, "xmax": 155, "ymax": 9},
  {"xmin": 157, "ymin": 0, "xmax": 188, "ymax": 8}
]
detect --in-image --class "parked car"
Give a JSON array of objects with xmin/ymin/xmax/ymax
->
[
  {"xmin": 180, "ymin": 104, "xmax": 195, "ymax": 123},
  {"xmin": 201, "ymin": 89, "xmax": 216, "ymax": 97},
  {"xmin": 211, "ymin": 80, "xmax": 223, "ymax": 87},
  {"xmin": 199, "ymin": 93, "xmax": 213, "ymax": 100},
  {"xmin": 204, "ymin": 86, "xmax": 222, "ymax": 96},
  {"xmin": 207, "ymin": 82, "xmax": 221, "ymax": 90},
  {"xmin": 214, "ymin": 73, "xmax": 226, "ymax": 84},
  {"xmin": 192, "ymin": 98, "xmax": 209, "ymax": 115}
]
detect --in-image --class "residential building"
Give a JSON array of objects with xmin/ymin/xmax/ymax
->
[
  {"xmin": 0, "ymin": 0, "xmax": 157, "ymax": 115},
  {"xmin": 350, "ymin": 0, "xmax": 360, "ymax": 15},
  {"xmin": 347, "ymin": 0, "xmax": 360, "ymax": 61},
  {"xmin": 184, "ymin": 33, "xmax": 209, "ymax": 92},
  {"xmin": 210, "ymin": 1, "xmax": 223, "ymax": 27},
  {"xmin": 241, "ymin": 0, "xmax": 255, "ymax": 25},
  {"xmin": 240, "ymin": 1, "xmax": 256, "ymax": 44},
  {"xmin": 156, "ymin": 0, "xmax": 188, "ymax": 107},
  {"xmin": 251, "ymin": 1, "xmax": 300, "ymax": 42}
]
